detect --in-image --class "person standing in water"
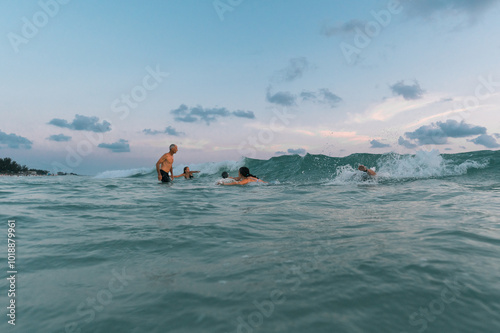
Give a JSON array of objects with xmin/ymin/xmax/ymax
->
[
  {"xmin": 174, "ymin": 166, "xmax": 200, "ymax": 179},
  {"xmin": 220, "ymin": 167, "xmax": 266, "ymax": 185},
  {"xmin": 156, "ymin": 144, "xmax": 178, "ymax": 183},
  {"xmin": 358, "ymin": 165, "xmax": 376, "ymax": 176}
]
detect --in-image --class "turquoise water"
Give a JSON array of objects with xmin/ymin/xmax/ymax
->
[{"xmin": 1, "ymin": 150, "xmax": 500, "ymax": 333}]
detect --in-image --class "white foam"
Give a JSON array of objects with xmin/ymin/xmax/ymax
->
[
  {"xmin": 327, "ymin": 149, "xmax": 488, "ymax": 184},
  {"xmin": 376, "ymin": 150, "xmax": 488, "ymax": 179},
  {"xmin": 327, "ymin": 165, "xmax": 378, "ymax": 185},
  {"xmin": 94, "ymin": 167, "xmax": 154, "ymax": 179}
]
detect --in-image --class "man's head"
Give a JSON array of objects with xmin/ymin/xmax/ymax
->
[
  {"xmin": 169, "ymin": 144, "xmax": 178, "ymax": 154},
  {"xmin": 221, "ymin": 171, "xmax": 228, "ymax": 179}
]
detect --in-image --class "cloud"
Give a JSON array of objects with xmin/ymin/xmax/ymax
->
[
  {"xmin": 370, "ymin": 140, "xmax": 391, "ymax": 148},
  {"xmin": 445, "ymin": 148, "xmax": 453, "ymax": 151},
  {"xmin": 321, "ymin": 19, "xmax": 366, "ymax": 36},
  {"xmin": 171, "ymin": 104, "xmax": 255, "ymax": 125},
  {"xmin": 232, "ymin": 110, "xmax": 255, "ymax": 119},
  {"xmin": 287, "ymin": 148, "xmax": 307, "ymax": 155},
  {"xmin": 402, "ymin": 0, "xmax": 499, "ymax": 22},
  {"xmin": 48, "ymin": 114, "xmax": 111, "ymax": 133},
  {"xmin": 404, "ymin": 120, "xmax": 487, "ymax": 145},
  {"xmin": 266, "ymin": 89, "xmax": 296, "ymax": 106},
  {"xmin": 300, "ymin": 91, "xmax": 316, "ymax": 101},
  {"xmin": 143, "ymin": 126, "xmax": 185, "ymax": 136},
  {"xmin": 320, "ymin": 89, "xmax": 343, "ymax": 107},
  {"xmin": 494, "ymin": 133, "xmax": 500, "ymax": 139},
  {"xmin": 438, "ymin": 119, "xmax": 487, "ymax": 137},
  {"xmin": 273, "ymin": 57, "xmax": 310, "ymax": 82},
  {"xmin": 390, "ymin": 80, "xmax": 425, "ymax": 100},
  {"xmin": 300, "ymin": 89, "xmax": 342, "ymax": 108},
  {"xmin": 468, "ymin": 134, "xmax": 500, "ymax": 148},
  {"xmin": 0, "ymin": 130, "xmax": 32, "ymax": 149},
  {"xmin": 275, "ymin": 151, "xmax": 287, "ymax": 155},
  {"xmin": 47, "ymin": 134, "xmax": 72, "ymax": 142},
  {"xmin": 398, "ymin": 136, "xmax": 418, "ymax": 149},
  {"xmin": 98, "ymin": 139, "xmax": 130, "ymax": 153}
]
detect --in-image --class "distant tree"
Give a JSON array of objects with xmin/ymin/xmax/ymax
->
[{"xmin": 0, "ymin": 157, "xmax": 49, "ymax": 175}]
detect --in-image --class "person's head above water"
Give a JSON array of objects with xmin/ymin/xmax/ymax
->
[
  {"xmin": 221, "ymin": 171, "xmax": 228, "ymax": 179},
  {"xmin": 239, "ymin": 167, "xmax": 258, "ymax": 179},
  {"xmin": 239, "ymin": 167, "xmax": 250, "ymax": 177},
  {"xmin": 184, "ymin": 166, "xmax": 190, "ymax": 173}
]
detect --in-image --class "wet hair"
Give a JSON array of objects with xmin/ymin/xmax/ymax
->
[
  {"xmin": 184, "ymin": 166, "xmax": 189, "ymax": 173},
  {"xmin": 221, "ymin": 171, "xmax": 228, "ymax": 179},
  {"xmin": 169, "ymin": 144, "xmax": 177, "ymax": 151},
  {"xmin": 239, "ymin": 167, "xmax": 258, "ymax": 179}
]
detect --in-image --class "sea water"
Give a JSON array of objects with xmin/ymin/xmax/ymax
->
[{"xmin": 0, "ymin": 150, "xmax": 499, "ymax": 333}]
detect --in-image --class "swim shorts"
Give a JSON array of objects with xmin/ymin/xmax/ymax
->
[{"xmin": 160, "ymin": 170, "xmax": 171, "ymax": 183}]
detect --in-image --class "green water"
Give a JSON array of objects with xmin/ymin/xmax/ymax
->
[{"xmin": 1, "ymin": 150, "xmax": 499, "ymax": 332}]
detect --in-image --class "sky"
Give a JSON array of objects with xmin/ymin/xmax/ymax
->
[{"xmin": 1, "ymin": 0, "xmax": 500, "ymax": 174}]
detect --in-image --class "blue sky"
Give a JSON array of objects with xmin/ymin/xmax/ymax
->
[{"xmin": 1, "ymin": 0, "xmax": 500, "ymax": 174}]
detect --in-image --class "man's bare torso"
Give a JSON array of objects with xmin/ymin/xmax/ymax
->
[{"xmin": 160, "ymin": 153, "xmax": 174, "ymax": 172}]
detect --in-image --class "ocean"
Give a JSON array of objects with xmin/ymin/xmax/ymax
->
[{"xmin": 1, "ymin": 149, "xmax": 499, "ymax": 333}]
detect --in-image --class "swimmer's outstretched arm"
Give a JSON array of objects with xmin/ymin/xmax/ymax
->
[
  {"xmin": 358, "ymin": 165, "xmax": 376, "ymax": 176},
  {"xmin": 221, "ymin": 178, "xmax": 252, "ymax": 185},
  {"xmin": 172, "ymin": 173, "xmax": 185, "ymax": 178}
]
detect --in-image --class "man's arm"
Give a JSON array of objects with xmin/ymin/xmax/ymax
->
[{"xmin": 156, "ymin": 155, "xmax": 167, "ymax": 181}]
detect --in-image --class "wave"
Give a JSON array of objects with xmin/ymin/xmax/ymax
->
[
  {"xmin": 92, "ymin": 149, "xmax": 497, "ymax": 183},
  {"xmin": 93, "ymin": 159, "xmax": 245, "ymax": 179},
  {"xmin": 94, "ymin": 167, "xmax": 154, "ymax": 179}
]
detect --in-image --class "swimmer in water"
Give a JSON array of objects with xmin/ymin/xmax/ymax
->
[
  {"xmin": 174, "ymin": 166, "xmax": 200, "ymax": 179},
  {"xmin": 358, "ymin": 165, "xmax": 376, "ymax": 176},
  {"xmin": 220, "ymin": 167, "xmax": 267, "ymax": 185}
]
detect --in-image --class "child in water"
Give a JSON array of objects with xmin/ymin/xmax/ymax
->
[
  {"xmin": 174, "ymin": 166, "xmax": 200, "ymax": 179},
  {"xmin": 219, "ymin": 167, "xmax": 266, "ymax": 185}
]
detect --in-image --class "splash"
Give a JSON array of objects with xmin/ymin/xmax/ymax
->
[{"xmin": 376, "ymin": 150, "xmax": 488, "ymax": 179}]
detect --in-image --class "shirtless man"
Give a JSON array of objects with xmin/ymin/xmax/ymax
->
[{"xmin": 156, "ymin": 144, "xmax": 178, "ymax": 183}]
